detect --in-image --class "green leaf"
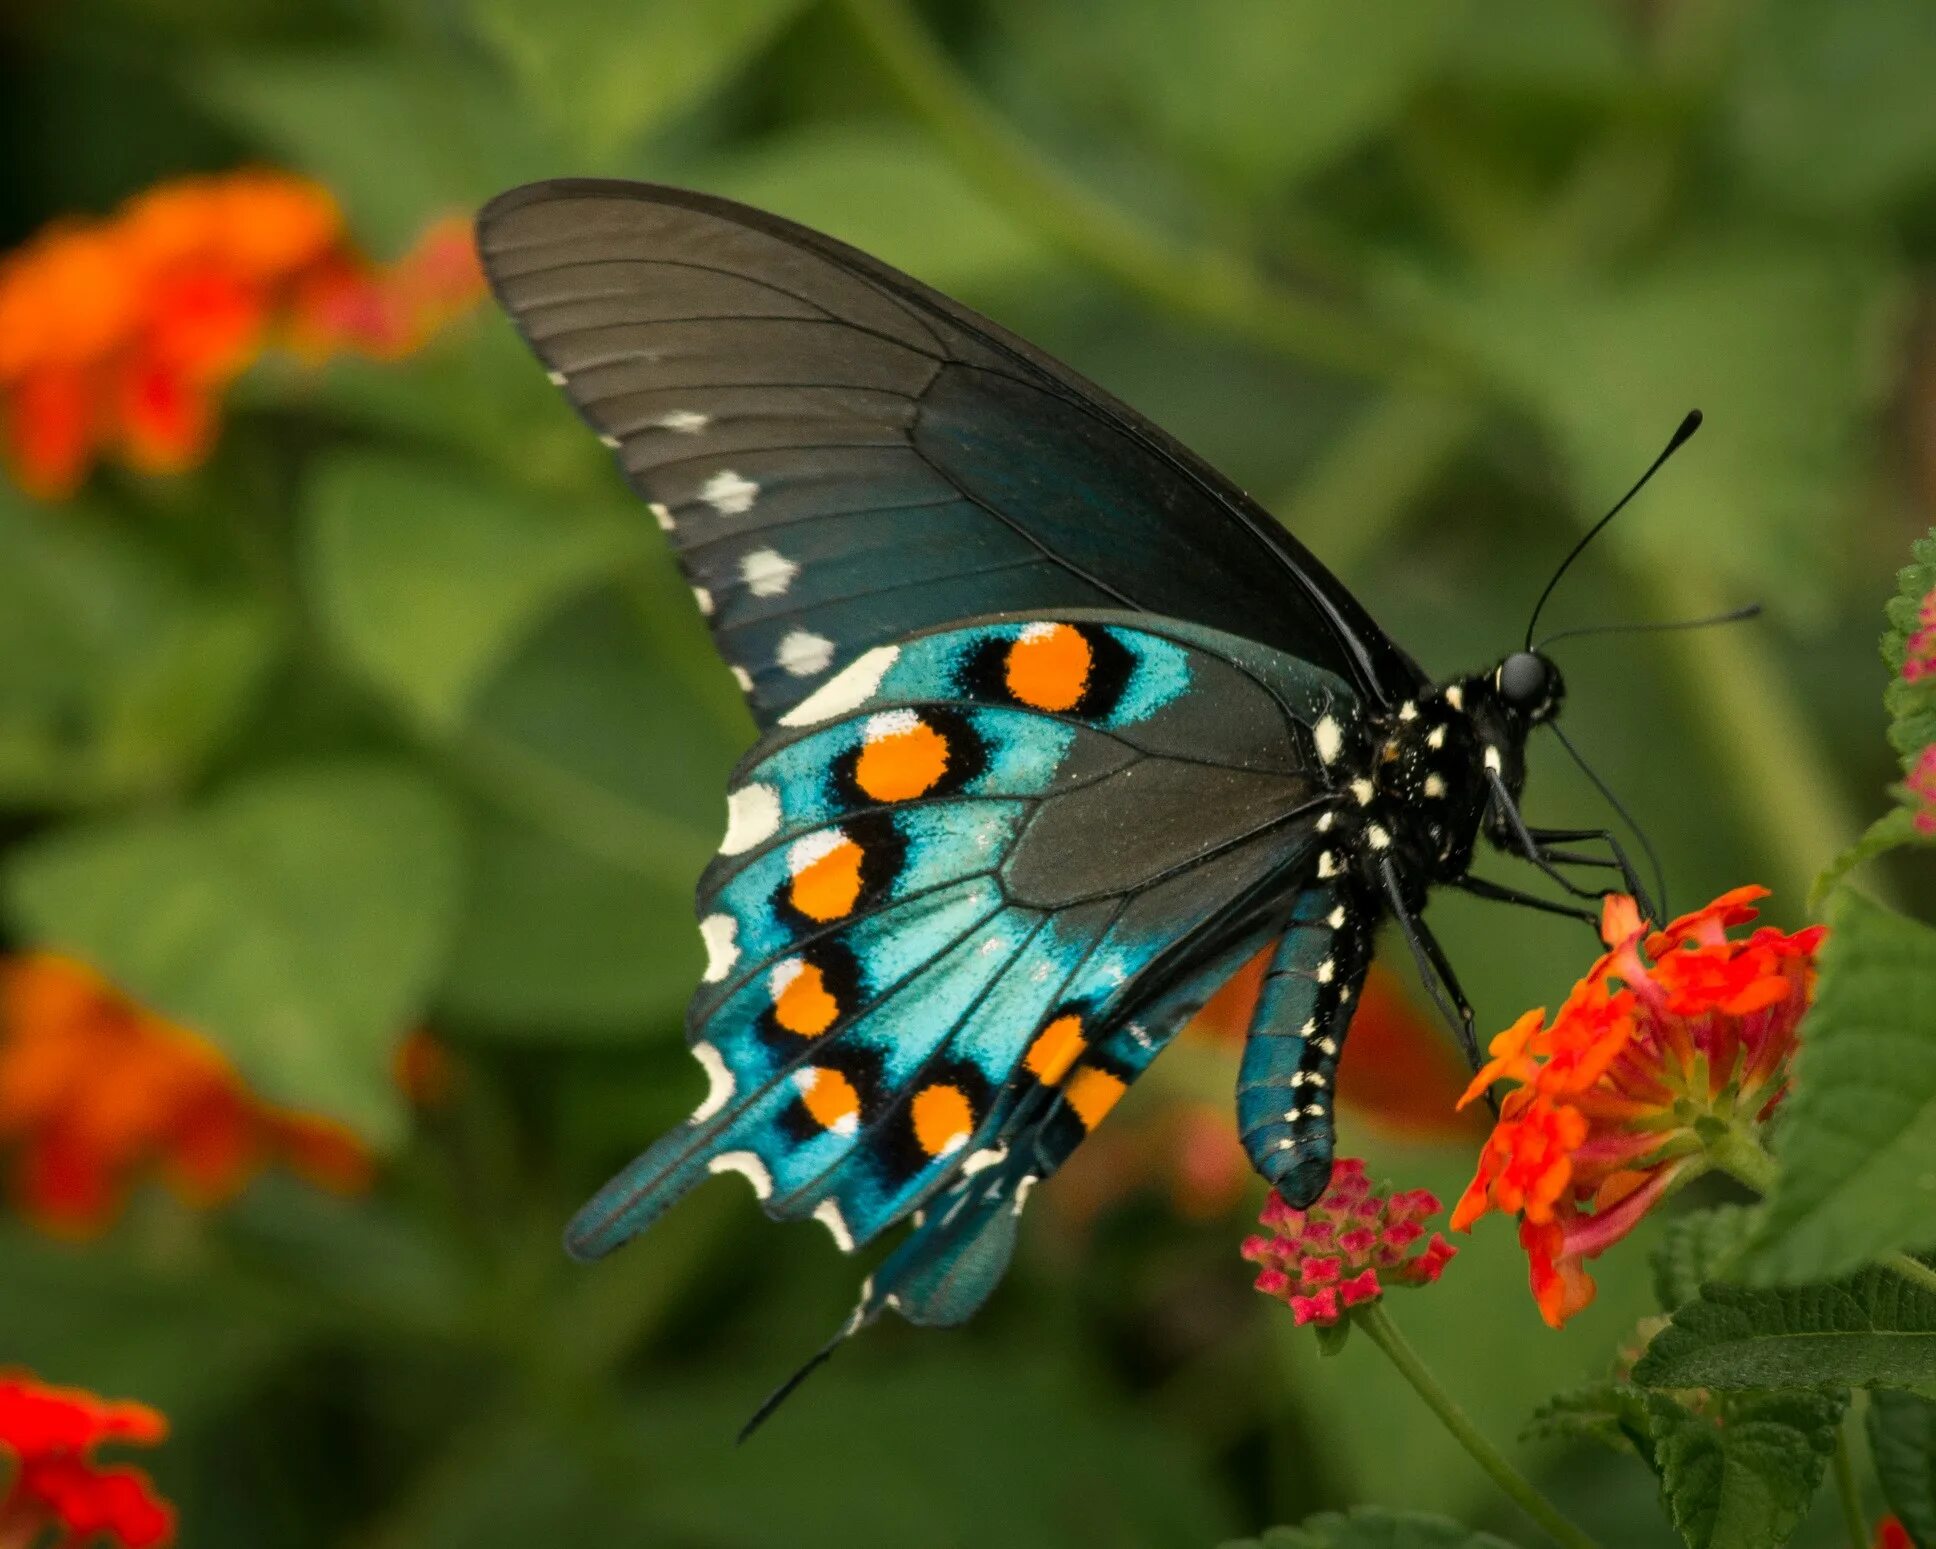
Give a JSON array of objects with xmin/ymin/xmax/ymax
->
[
  {"xmin": 1380, "ymin": 236, "xmax": 1902, "ymax": 614},
  {"xmin": 436, "ymin": 806, "xmax": 696, "ymax": 1038},
  {"xmin": 1736, "ymin": 890, "xmax": 1936, "ymax": 1284},
  {"xmin": 1811, "ymin": 807, "xmax": 1928, "ymax": 912},
  {"xmin": 468, "ymin": 0, "xmax": 812, "ymax": 164},
  {"xmin": 696, "ymin": 122, "xmax": 1052, "ymax": 300},
  {"xmin": 1, "ymin": 761, "xmax": 463, "ymax": 1145},
  {"xmin": 1728, "ymin": 0, "xmax": 1936, "ymax": 215},
  {"xmin": 197, "ymin": 48, "xmax": 555, "ymax": 252},
  {"xmin": 1653, "ymin": 1206, "xmax": 1763, "ymax": 1311},
  {"xmin": 1871, "ymin": 1391, "xmax": 1936, "ymax": 1549},
  {"xmin": 1633, "ymin": 1269, "xmax": 1936, "ymax": 1390},
  {"xmin": 1883, "ymin": 529, "xmax": 1936, "ymax": 764},
  {"xmin": 1000, "ymin": 0, "xmax": 1466, "ymax": 197},
  {"xmin": 1221, "ymin": 1507, "xmax": 1521, "ymax": 1549},
  {"xmin": 1524, "ymin": 1383, "xmax": 1655, "ymax": 1460},
  {"xmin": 304, "ymin": 451, "xmax": 644, "ymax": 730},
  {"xmin": 0, "ymin": 492, "xmax": 276, "ymax": 809},
  {"xmin": 1647, "ymin": 1388, "xmax": 1844, "ymax": 1549}
]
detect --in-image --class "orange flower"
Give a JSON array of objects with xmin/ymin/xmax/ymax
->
[
  {"xmin": 0, "ymin": 169, "xmax": 483, "ymax": 499},
  {"xmin": 0, "ymin": 1372, "xmax": 174, "ymax": 1547},
  {"xmin": 1451, "ymin": 888, "xmax": 1821, "ymax": 1327},
  {"xmin": 0, "ymin": 954, "xmax": 375, "ymax": 1236}
]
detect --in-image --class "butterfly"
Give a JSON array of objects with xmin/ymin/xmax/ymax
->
[{"xmin": 475, "ymin": 179, "xmax": 1686, "ymax": 1406}]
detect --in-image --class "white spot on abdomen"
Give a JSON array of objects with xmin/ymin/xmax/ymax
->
[
  {"xmin": 740, "ymin": 547, "xmax": 798, "ymax": 598},
  {"xmin": 719, "ymin": 783, "xmax": 781, "ymax": 855},
  {"xmin": 650, "ymin": 501, "xmax": 674, "ymax": 532},
  {"xmin": 777, "ymin": 629, "xmax": 835, "ymax": 677},
  {"xmin": 657, "ymin": 410, "xmax": 709, "ymax": 434},
  {"xmin": 1424, "ymin": 773, "xmax": 1446, "ymax": 798},
  {"xmin": 780, "ymin": 645, "xmax": 900, "ymax": 727},
  {"xmin": 699, "ymin": 913, "xmax": 739, "ymax": 982},
  {"xmin": 702, "ymin": 470, "xmax": 759, "ymax": 515}
]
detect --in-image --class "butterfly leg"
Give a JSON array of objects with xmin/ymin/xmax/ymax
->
[
  {"xmin": 1484, "ymin": 772, "xmax": 1630, "ymax": 910},
  {"xmin": 1235, "ymin": 885, "xmax": 1375, "ymax": 1207},
  {"xmin": 1520, "ymin": 824, "xmax": 1657, "ymax": 921},
  {"xmin": 1452, "ymin": 874, "xmax": 1599, "ymax": 930},
  {"xmin": 1376, "ymin": 858, "xmax": 1480, "ymax": 1076}
]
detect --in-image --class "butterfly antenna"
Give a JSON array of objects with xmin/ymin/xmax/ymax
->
[
  {"xmin": 1535, "ymin": 602, "xmax": 1761, "ymax": 653},
  {"xmin": 1525, "ymin": 410, "xmax": 1703, "ymax": 650},
  {"xmin": 1548, "ymin": 721, "xmax": 1670, "ymax": 920}
]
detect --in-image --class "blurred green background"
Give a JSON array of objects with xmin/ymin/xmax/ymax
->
[{"xmin": 1, "ymin": 0, "xmax": 1931, "ymax": 1543}]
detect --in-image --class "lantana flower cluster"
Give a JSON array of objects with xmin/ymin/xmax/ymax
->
[
  {"xmin": 0, "ymin": 953, "xmax": 374, "ymax": 1236},
  {"xmin": 1241, "ymin": 1158, "xmax": 1457, "ymax": 1327},
  {"xmin": 1451, "ymin": 887, "xmax": 1821, "ymax": 1327},
  {"xmin": 0, "ymin": 168, "xmax": 481, "ymax": 499},
  {"xmin": 0, "ymin": 1372, "xmax": 173, "ymax": 1547}
]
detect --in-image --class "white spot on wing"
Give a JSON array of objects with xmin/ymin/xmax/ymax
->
[
  {"xmin": 787, "ymin": 829, "xmax": 846, "ymax": 875},
  {"xmin": 1317, "ymin": 851, "xmax": 1339, "ymax": 879},
  {"xmin": 1328, "ymin": 906, "xmax": 1346, "ymax": 928},
  {"xmin": 740, "ymin": 547, "xmax": 799, "ymax": 598},
  {"xmin": 795, "ymin": 1069, "xmax": 859, "ymax": 1137},
  {"xmin": 657, "ymin": 410, "xmax": 709, "ymax": 434},
  {"xmin": 699, "ymin": 913, "xmax": 739, "ymax": 983},
  {"xmin": 961, "ymin": 1145, "xmax": 1007, "ymax": 1177},
  {"xmin": 1011, "ymin": 1175, "xmax": 1039, "ymax": 1215},
  {"xmin": 864, "ymin": 708, "xmax": 921, "ymax": 742},
  {"xmin": 1313, "ymin": 715, "xmax": 1343, "ymax": 765},
  {"xmin": 691, "ymin": 1041, "xmax": 734, "ymax": 1123},
  {"xmin": 702, "ymin": 469, "xmax": 759, "ymax": 515},
  {"xmin": 780, "ymin": 645, "xmax": 900, "ymax": 727},
  {"xmin": 546, "ymin": 369, "xmax": 567, "ymax": 386},
  {"xmin": 1317, "ymin": 959, "xmax": 1335, "ymax": 984},
  {"xmin": 650, "ymin": 502, "xmax": 674, "ymax": 532},
  {"xmin": 709, "ymin": 1150, "xmax": 771, "ymax": 1199},
  {"xmin": 719, "ymin": 783, "xmax": 781, "ymax": 855},
  {"xmin": 777, "ymin": 629, "xmax": 835, "ymax": 677},
  {"xmin": 731, "ymin": 665, "xmax": 754, "ymax": 693},
  {"xmin": 692, "ymin": 586, "xmax": 714, "ymax": 615},
  {"xmin": 814, "ymin": 1198, "xmax": 855, "ymax": 1251}
]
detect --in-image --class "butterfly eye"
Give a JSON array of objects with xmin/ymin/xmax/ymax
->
[{"xmin": 1497, "ymin": 651, "xmax": 1557, "ymax": 713}]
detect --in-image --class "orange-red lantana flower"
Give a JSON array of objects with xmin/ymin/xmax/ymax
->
[
  {"xmin": 1242, "ymin": 1159, "xmax": 1456, "ymax": 1327},
  {"xmin": 1451, "ymin": 887, "xmax": 1821, "ymax": 1328},
  {"xmin": 0, "ymin": 1372, "xmax": 174, "ymax": 1547},
  {"xmin": 0, "ymin": 170, "xmax": 483, "ymax": 499},
  {"xmin": 0, "ymin": 954, "xmax": 374, "ymax": 1236}
]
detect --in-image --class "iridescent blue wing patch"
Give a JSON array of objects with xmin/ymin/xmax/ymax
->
[{"xmin": 565, "ymin": 614, "xmax": 1351, "ymax": 1292}]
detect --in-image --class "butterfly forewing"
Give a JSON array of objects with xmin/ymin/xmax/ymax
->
[{"xmin": 475, "ymin": 180, "xmax": 1426, "ymax": 726}]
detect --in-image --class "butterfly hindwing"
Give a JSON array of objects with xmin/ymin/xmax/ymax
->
[
  {"xmin": 475, "ymin": 180, "xmax": 1425, "ymax": 726},
  {"xmin": 566, "ymin": 613, "xmax": 1354, "ymax": 1273}
]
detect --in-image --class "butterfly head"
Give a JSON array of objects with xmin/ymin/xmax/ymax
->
[{"xmin": 1494, "ymin": 650, "xmax": 1564, "ymax": 726}]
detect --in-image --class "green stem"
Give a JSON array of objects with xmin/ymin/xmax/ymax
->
[
  {"xmin": 1710, "ymin": 1127, "xmax": 1936, "ymax": 1298},
  {"xmin": 1831, "ymin": 1427, "xmax": 1868, "ymax": 1549},
  {"xmin": 1356, "ymin": 1302, "xmax": 1602, "ymax": 1549},
  {"xmin": 833, "ymin": 0, "xmax": 1430, "ymax": 384}
]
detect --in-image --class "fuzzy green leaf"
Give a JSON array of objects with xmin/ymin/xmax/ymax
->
[
  {"xmin": 1653, "ymin": 1206, "xmax": 1764, "ymax": 1311},
  {"xmin": 1647, "ymin": 1389, "xmax": 1844, "ymax": 1549},
  {"xmin": 304, "ymin": 452, "xmax": 644, "ymax": 731},
  {"xmin": 1523, "ymin": 1383, "xmax": 1655, "ymax": 1460},
  {"xmin": 1737, "ymin": 890, "xmax": 1936, "ymax": 1283},
  {"xmin": 1883, "ymin": 529, "xmax": 1936, "ymax": 762},
  {"xmin": 1871, "ymin": 1391, "xmax": 1936, "ymax": 1549},
  {"xmin": 1633, "ymin": 1269, "xmax": 1936, "ymax": 1390},
  {"xmin": 0, "ymin": 762, "xmax": 463, "ymax": 1146},
  {"xmin": 1221, "ymin": 1507, "xmax": 1520, "ymax": 1549}
]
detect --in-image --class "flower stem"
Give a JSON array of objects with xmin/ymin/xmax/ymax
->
[
  {"xmin": 1355, "ymin": 1302, "xmax": 1601, "ymax": 1549},
  {"xmin": 1831, "ymin": 1426, "xmax": 1868, "ymax": 1549},
  {"xmin": 1709, "ymin": 1127, "xmax": 1936, "ymax": 1299}
]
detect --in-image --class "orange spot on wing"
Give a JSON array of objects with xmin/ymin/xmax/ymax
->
[
  {"xmin": 911, "ymin": 1083, "xmax": 973, "ymax": 1156},
  {"xmin": 1024, "ymin": 1013, "xmax": 1086, "ymax": 1084},
  {"xmin": 773, "ymin": 962, "xmax": 839, "ymax": 1037},
  {"xmin": 1005, "ymin": 624, "xmax": 1091, "ymax": 711},
  {"xmin": 799, "ymin": 1067, "xmax": 860, "ymax": 1133},
  {"xmin": 789, "ymin": 836, "xmax": 865, "ymax": 921},
  {"xmin": 854, "ymin": 719, "xmax": 950, "ymax": 801},
  {"xmin": 1065, "ymin": 1066, "xmax": 1127, "ymax": 1129}
]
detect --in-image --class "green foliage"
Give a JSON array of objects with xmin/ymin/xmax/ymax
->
[
  {"xmin": 1737, "ymin": 892, "xmax": 1936, "ymax": 1284},
  {"xmin": 1645, "ymin": 1389, "xmax": 1845, "ymax": 1549},
  {"xmin": 1223, "ymin": 1507, "xmax": 1520, "ymax": 1549},
  {"xmin": 1633, "ymin": 1269, "xmax": 1936, "ymax": 1390},
  {"xmin": 1870, "ymin": 1391, "xmax": 1936, "ymax": 1549},
  {"xmin": 1884, "ymin": 531, "xmax": 1936, "ymax": 762},
  {"xmin": 1653, "ymin": 1206, "xmax": 1763, "ymax": 1312},
  {"xmin": 1524, "ymin": 1383, "xmax": 1655, "ymax": 1460},
  {"xmin": 1, "ymin": 762, "xmax": 461, "ymax": 1144}
]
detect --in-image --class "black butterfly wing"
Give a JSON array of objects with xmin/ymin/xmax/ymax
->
[{"xmin": 475, "ymin": 179, "xmax": 1426, "ymax": 728}]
